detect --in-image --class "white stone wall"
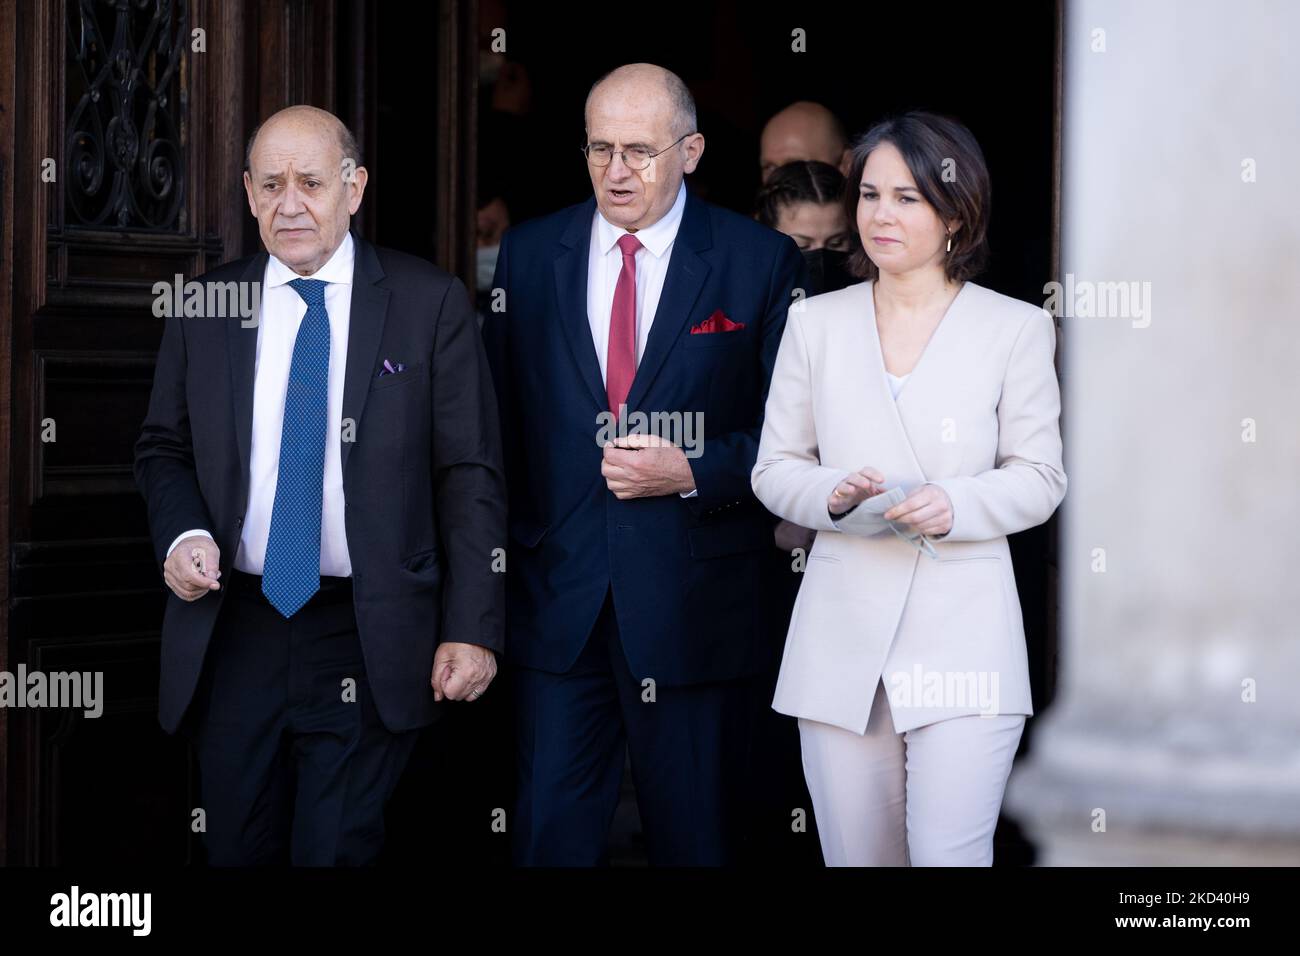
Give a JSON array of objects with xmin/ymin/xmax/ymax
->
[{"xmin": 1005, "ymin": 0, "xmax": 1300, "ymax": 864}]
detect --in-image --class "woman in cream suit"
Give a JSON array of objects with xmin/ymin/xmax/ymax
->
[{"xmin": 751, "ymin": 112, "xmax": 1066, "ymax": 866}]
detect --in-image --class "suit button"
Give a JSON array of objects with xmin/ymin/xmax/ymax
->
[{"xmin": 236, "ymin": 517, "xmax": 243, "ymax": 527}]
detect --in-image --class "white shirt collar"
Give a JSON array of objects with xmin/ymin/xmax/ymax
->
[
  {"xmin": 594, "ymin": 181, "xmax": 686, "ymax": 258},
  {"xmin": 265, "ymin": 231, "xmax": 355, "ymax": 288}
]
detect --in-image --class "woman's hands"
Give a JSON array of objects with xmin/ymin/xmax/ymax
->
[
  {"xmin": 885, "ymin": 483, "xmax": 954, "ymax": 537},
  {"xmin": 828, "ymin": 466, "xmax": 886, "ymax": 515},
  {"xmin": 826, "ymin": 469, "xmax": 955, "ymax": 538}
]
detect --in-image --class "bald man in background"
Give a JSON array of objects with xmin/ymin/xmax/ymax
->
[
  {"xmin": 759, "ymin": 100, "xmax": 852, "ymax": 183},
  {"xmin": 135, "ymin": 105, "xmax": 505, "ymax": 865}
]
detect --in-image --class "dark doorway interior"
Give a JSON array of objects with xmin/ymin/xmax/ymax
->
[{"xmin": 478, "ymin": 0, "xmax": 1057, "ymax": 302}]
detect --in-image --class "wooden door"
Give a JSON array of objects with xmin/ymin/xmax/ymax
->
[{"xmin": 0, "ymin": 0, "xmax": 476, "ymax": 865}]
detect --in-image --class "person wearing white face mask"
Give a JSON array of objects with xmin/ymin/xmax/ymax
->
[
  {"xmin": 752, "ymin": 111, "xmax": 1067, "ymax": 866},
  {"xmin": 473, "ymin": 195, "xmax": 510, "ymax": 325}
]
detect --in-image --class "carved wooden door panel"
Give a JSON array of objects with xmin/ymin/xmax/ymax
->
[{"xmin": 0, "ymin": 0, "xmax": 357, "ymax": 865}]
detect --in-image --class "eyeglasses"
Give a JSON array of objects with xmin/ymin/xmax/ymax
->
[{"xmin": 581, "ymin": 133, "xmax": 694, "ymax": 170}]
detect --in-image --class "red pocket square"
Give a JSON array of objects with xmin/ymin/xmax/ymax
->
[{"xmin": 690, "ymin": 309, "xmax": 745, "ymax": 334}]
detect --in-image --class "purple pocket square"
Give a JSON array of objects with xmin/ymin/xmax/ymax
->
[{"xmin": 379, "ymin": 359, "xmax": 407, "ymax": 376}]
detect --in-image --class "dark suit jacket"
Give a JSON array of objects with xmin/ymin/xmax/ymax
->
[
  {"xmin": 483, "ymin": 190, "xmax": 804, "ymax": 686},
  {"xmin": 134, "ymin": 233, "xmax": 506, "ymax": 734}
]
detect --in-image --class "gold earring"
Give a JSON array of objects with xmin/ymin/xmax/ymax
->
[{"xmin": 946, "ymin": 230, "xmax": 952, "ymax": 254}]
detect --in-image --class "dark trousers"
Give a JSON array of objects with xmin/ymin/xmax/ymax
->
[
  {"xmin": 511, "ymin": 588, "xmax": 749, "ymax": 866},
  {"xmin": 184, "ymin": 569, "xmax": 419, "ymax": 866},
  {"xmin": 739, "ymin": 548, "xmax": 824, "ymax": 865}
]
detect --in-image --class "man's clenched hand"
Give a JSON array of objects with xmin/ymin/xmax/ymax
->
[
  {"xmin": 432, "ymin": 642, "xmax": 498, "ymax": 702},
  {"xmin": 164, "ymin": 534, "xmax": 222, "ymax": 601}
]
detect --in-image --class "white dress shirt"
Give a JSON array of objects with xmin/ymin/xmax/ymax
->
[
  {"xmin": 586, "ymin": 181, "xmax": 686, "ymax": 383},
  {"xmin": 587, "ymin": 182, "xmax": 696, "ymax": 496},
  {"xmin": 166, "ymin": 232, "xmax": 356, "ymax": 575}
]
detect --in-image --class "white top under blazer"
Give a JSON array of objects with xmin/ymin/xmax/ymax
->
[
  {"xmin": 751, "ymin": 280, "xmax": 1067, "ymax": 734},
  {"xmin": 885, "ymin": 371, "xmax": 909, "ymax": 399}
]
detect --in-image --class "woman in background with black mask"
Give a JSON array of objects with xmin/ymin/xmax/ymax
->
[{"xmin": 756, "ymin": 160, "xmax": 856, "ymax": 296}]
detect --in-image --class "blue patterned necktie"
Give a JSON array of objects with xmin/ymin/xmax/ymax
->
[{"xmin": 262, "ymin": 277, "xmax": 330, "ymax": 618}]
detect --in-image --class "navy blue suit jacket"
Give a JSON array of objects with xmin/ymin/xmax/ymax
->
[{"xmin": 483, "ymin": 189, "xmax": 804, "ymax": 686}]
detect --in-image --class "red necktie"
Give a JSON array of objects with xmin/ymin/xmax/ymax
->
[{"xmin": 606, "ymin": 233, "xmax": 642, "ymax": 415}]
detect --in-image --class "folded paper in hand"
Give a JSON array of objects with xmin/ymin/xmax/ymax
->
[{"xmin": 831, "ymin": 485, "xmax": 938, "ymax": 558}]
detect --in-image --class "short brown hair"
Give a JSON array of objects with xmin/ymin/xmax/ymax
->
[
  {"xmin": 843, "ymin": 111, "xmax": 991, "ymax": 282},
  {"xmin": 753, "ymin": 160, "xmax": 846, "ymax": 228}
]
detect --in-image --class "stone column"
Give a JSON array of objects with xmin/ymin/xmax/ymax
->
[{"xmin": 1004, "ymin": 0, "xmax": 1300, "ymax": 865}]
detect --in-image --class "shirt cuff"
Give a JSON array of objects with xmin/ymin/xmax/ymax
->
[
  {"xmin": 679, "ymin": 488, "xmax": 699, "ymax": 498},
  {"xmin": 167, "ymin": 528, "xmax": 214, "ymax": 559}
]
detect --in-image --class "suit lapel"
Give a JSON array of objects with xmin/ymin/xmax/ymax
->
[
  {"xmin": 859, "ymin": 280, "xmax": 928, "ymax": 486},
  {"xmin": 228, "ymin": 251, "xmax": 268, "ymax": 514},
  {"xmin": 862, "ymin": 279, "xmax": 972, "ymax": 485},
  {"xmin": 553, "ymin": 198, "xmax": 608, "ymax": 412},
  {"xmin": 341, "ymin": 235, "xmax": 391, "ymax": 477},
  {"xmin": 624, "ymin": 190, "xmax": 711, "ymax": 413}
]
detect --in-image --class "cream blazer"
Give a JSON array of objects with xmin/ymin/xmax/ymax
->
[{"xmin": 752, "ymin": 280, "xmax": 1066, "ymax": 734}]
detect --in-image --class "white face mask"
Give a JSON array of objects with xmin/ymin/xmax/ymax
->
[{"xmin": 476, "ymin": 244, "xmax": 500, "ymax": 292}]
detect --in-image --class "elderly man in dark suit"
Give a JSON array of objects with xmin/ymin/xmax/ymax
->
[
  {"xmin": 485, "ymin": 64, "xmax": 804, "ymax": 865},
  {"xmin": 134, "ymin": 105, "xmax": 505, "ymax": 865}
]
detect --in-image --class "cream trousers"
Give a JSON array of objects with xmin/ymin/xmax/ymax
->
[{"xmin": 798, "ymin": 678, "xmax": 1025, "ymax": 866}]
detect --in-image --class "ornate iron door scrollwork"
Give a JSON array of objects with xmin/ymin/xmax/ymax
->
[{"xmin": 64, "ymin": 0, "xmax": 189, "ymax": 231}]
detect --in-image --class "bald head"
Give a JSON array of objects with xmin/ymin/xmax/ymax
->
[
  {"xmin": 243, "ymin": 105, "xmax": 368, "ymax": 275},
  {"xmin": 582, "ymin": 63, "xmax": 704, "ymax": 232},
  {"xmin": 585, "ymin": 63, "xmax": 696, "ymax": 140},
  {"xmin": 760, "ymin": 101, "xmax": 848, "ymax": 182},
  {"xmin": 245, "ymin": 105, "xmax": 360, "ymax": 172}
]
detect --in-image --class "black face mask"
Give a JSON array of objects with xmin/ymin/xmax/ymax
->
[{"xmin": 800, "ymin": 247, "xmax": 854, "ymax": 297}]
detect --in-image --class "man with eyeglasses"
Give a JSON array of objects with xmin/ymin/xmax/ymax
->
[{"xmin": 483, "ymin": 63, "xmax": 805, "ymax": 865}]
